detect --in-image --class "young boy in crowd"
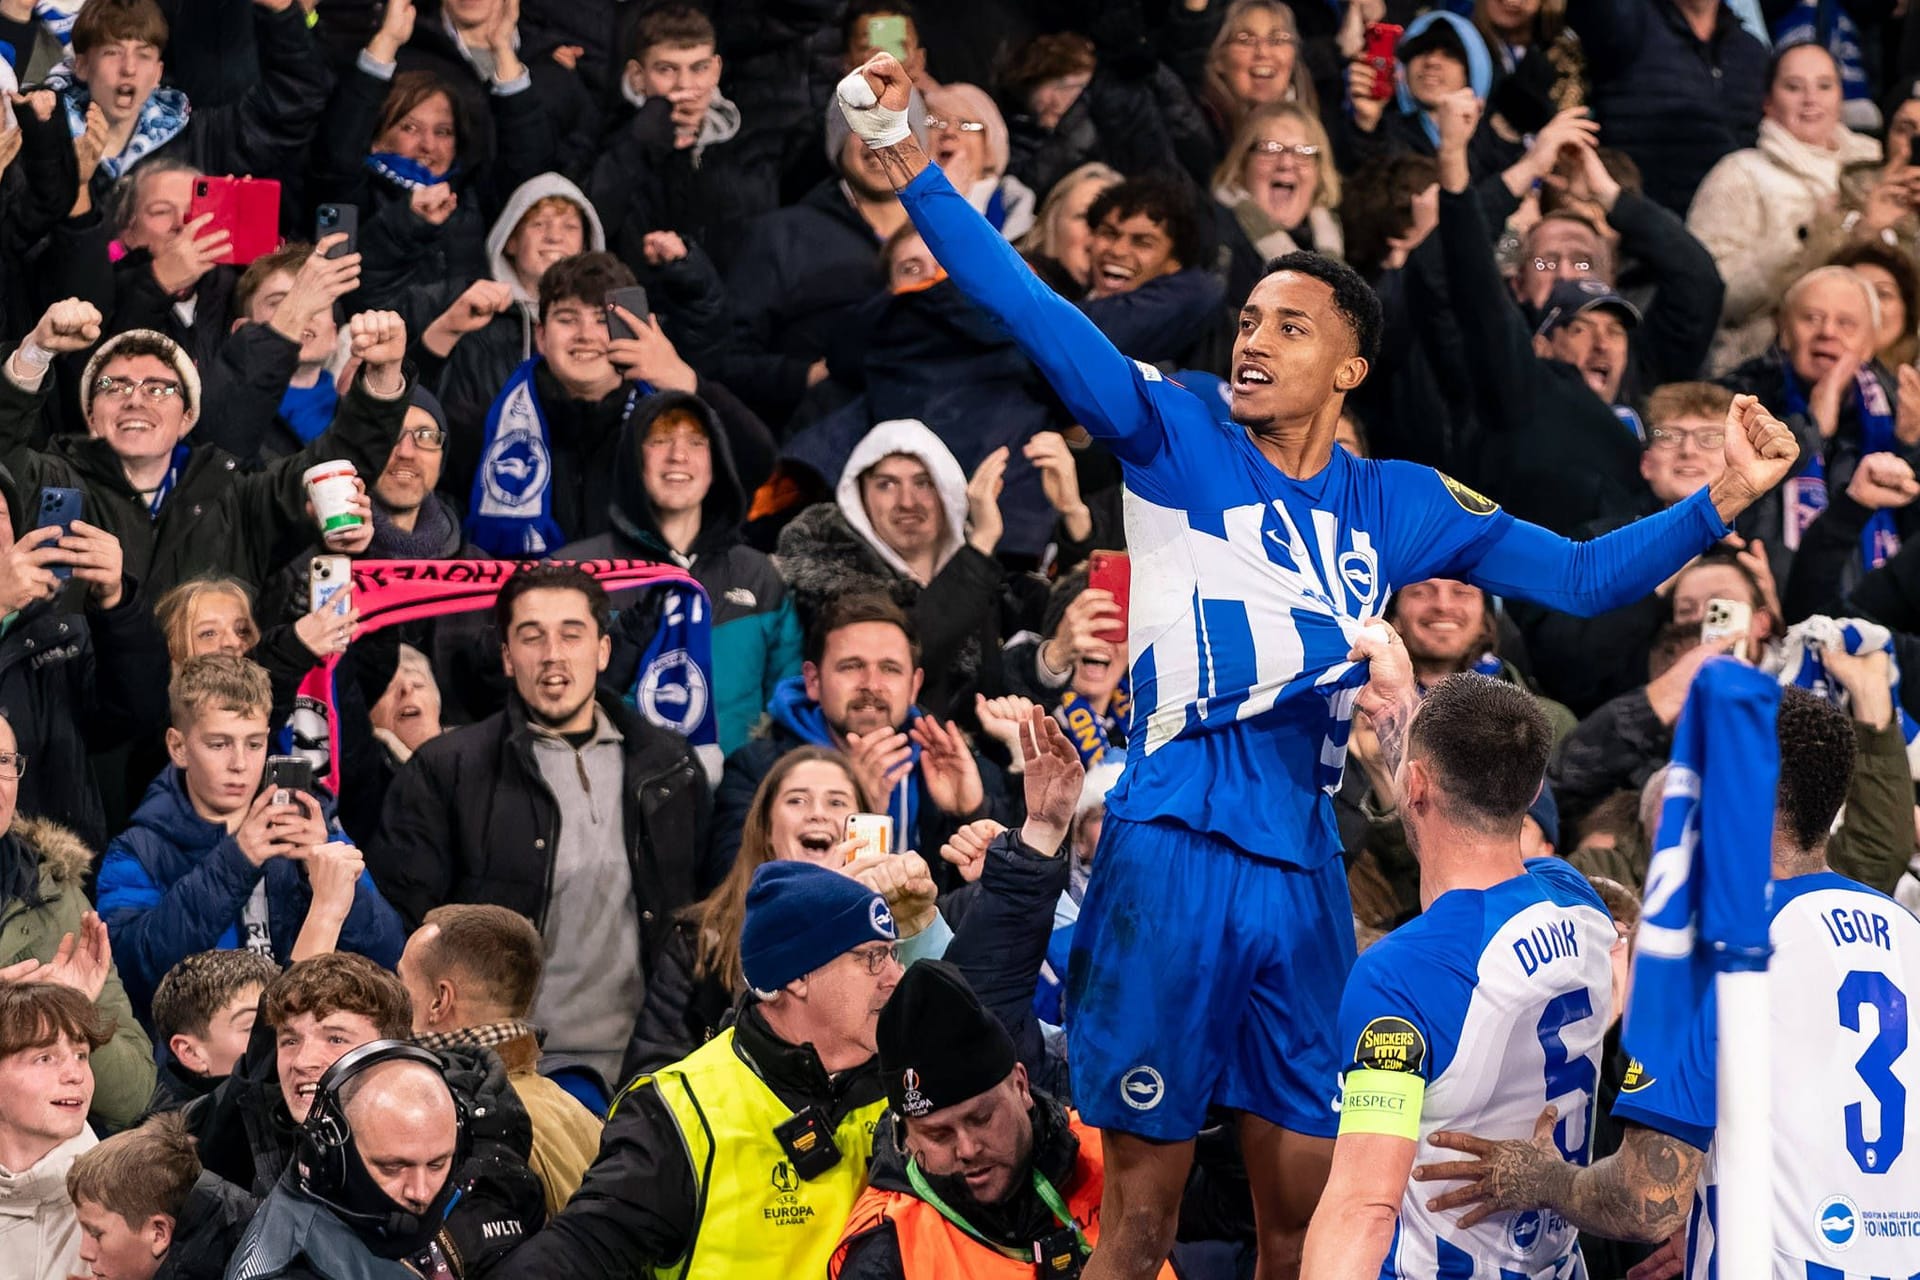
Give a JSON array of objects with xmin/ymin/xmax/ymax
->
[
  {"xmin": 146, "ymin": 949, "xmax": 281, "ymax": 1114},
  {"xmin": 0, "ymin": 985, "xmax": 112, "ymax": 1280},
  {"xmin": 66, "ymin": 1112, "xmax": 257, "ymax": 1280},
  {"xmin": 96, "ymin": 654, "xmax": 405, "ymax": 1020}
]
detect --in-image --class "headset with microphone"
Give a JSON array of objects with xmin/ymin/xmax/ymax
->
[{"xmin": 295, "ymin": 1039, "xmax": 472, "ymax": 1248}]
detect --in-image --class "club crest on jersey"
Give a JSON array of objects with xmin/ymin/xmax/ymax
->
[
  {"xmin": 1354, "ymin": 1016, "xmax": 1426, "ymax": 1074},
  {"xmin": 1121, "ymin": 1066, "xmax": 1165, "ymax": 1111},
  {"xmin": 1509, "ymin": 1210, "xmax": 1543, "ymax": 1254},
  {"xmin": 1818, "ymin": 1196, "xmax": 1860, "ymax": 1251},
  {"xmin": 1439, "ymin": 472, "xmax": 1498, "ymax": 516},
  {"xmin": 1337, "ymin": 548, "xmax": 1379, "ymax": 610},
  {"xmin": 1619, "ymin": 1059, "xmax": 1655, "ymax": 1093}
]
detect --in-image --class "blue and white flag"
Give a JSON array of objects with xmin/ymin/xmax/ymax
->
[{"xmin": 1625, "ymin": 658, "xmax": 1780, "ymax": 1082}]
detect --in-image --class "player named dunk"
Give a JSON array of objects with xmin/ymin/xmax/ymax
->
[{"xmin": 835, "ymin": 51, "xmax": 1799, "ymax": 1280}]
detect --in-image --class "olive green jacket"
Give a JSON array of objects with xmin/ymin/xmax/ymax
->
[{"xmin": 0, "ymin": 817, "xmax": 155, "ymax": 1129}]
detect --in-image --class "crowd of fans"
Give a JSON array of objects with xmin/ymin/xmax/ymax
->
[{"xmin": 0, "ymin": 0, "xmax": 1914, "ymax": 1276}]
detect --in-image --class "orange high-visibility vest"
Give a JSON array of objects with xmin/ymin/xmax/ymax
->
[{"xmin": 828, "ymin": 1114, "xmax": 1178, "ymax": 1279}]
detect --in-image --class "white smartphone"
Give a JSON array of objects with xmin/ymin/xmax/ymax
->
[
  {"xmin": 1700, "ymin": 597, "xmax": 1753, "ymax": 662},
  {"xmin": 310, "ymin": 555, "xmax": 353, "ymax": 618},
  {"xmin": 845, "ymin": 813, "xmax": 894, "ymax": 861}
]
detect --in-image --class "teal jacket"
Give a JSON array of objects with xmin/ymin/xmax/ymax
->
[{"xmin": 558, "ymin": 390, "xmax": 801, "ymax": 754}]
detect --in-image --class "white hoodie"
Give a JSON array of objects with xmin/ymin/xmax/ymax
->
[
  {"xmin": 0, "ymin": 1128, "xmax": 95, "ymax": 1280},
  {"xmin": 835, "ymin": 419, "xmax": 971, "ymax": 585}
]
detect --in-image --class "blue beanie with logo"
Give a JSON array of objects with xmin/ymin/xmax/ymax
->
[{"xmin": 740, "ymin": 861, "xmax": 897, "ymax": 993}]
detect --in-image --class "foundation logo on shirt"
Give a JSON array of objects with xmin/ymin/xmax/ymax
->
[
  {"xmin": 1354, "ymin": 1016, "xmax": 1427, "ymax": 1074},
  {"xmin": 1818, "ymin": 1195, "xmax": 1859, "ymax": 1251}
]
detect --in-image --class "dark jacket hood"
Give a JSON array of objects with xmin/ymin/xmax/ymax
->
[
  {"xmin": 606, "ymin": 390, "xmax": 745, "ymax": 561},
  {"xmin": 158, "ymin": 1172, "xmax": 260, "ymax": 1280}
]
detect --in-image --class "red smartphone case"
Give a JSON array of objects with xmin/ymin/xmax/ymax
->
[
  {"xmin": 1088, "ymin": 552, "xmax": 1130, "ymax": 646},
  {"xmin": 188, "ymin": 176, "xmax": 283, "ymax": 266},
  {"xmin": 1363, "ymin": 23, "xmax": 1403, "ymax": 101}
]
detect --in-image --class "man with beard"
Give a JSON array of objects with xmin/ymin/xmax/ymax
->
[
  {"xmin": 707, "ymin": 591, "xmax": 1012, "ymax": 893},
  {"xmin": 1384, "ymin": 579, "xmax": 1574, "ymax": 738},
  {"xmin": 369, "ymin": 564, "xmax": 711, "ymax": 1092}
]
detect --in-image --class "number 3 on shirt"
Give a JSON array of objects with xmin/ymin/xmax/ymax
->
[
  {"xmin": 1839, "ymin": 969, "xmax": 1909, "ymax": 1174},
  {"xmin": 1537, "ymin": 990, "xmax": 1598, "ymax": 1162}
]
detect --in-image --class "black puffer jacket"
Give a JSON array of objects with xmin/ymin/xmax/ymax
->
[
  {"xmin": 154, "ymin": 1172, "xmax": 259, "ymax": 1280},
  {"xmin": 0, "ymin": 356, "xmax": 407, "ymax": 599},
  {"xmin": 367, "ymin": 690, "xmax": 710, "ymax": 972},
  {"xmin": 1570, "ymin": 0, "xmax": 1768, "ymax": 214}
]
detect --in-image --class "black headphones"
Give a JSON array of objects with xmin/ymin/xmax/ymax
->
[{"xmin": 296, "ymin": 1040, "xmax": 472, "ymax": 1238}]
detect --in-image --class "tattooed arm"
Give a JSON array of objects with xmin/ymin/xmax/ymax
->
[
  {"xmin": 1350, "ymin": 620, "xmax": 1419, "ymax": 775},
  {"xmin": 1412, "ymin": 1107, "xmax": 1704, "ymax": 1243}
]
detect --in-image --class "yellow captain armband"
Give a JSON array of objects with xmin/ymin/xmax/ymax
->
[{"xmin": 1337, "ymin": 1068, "xmax": 1425, "ymax": 1140}]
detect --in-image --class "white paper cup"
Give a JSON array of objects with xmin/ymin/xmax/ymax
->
[{"xmin": 303, "ymin": 461, "xmax": 362, "ymax": 546}]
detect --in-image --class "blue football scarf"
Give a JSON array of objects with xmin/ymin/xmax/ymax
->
[
  {"xmin": 1054, "ymin": 680, "xmax": 1129, "ymax": 768},
  {"xmin": 623, "ymin": 582, "xmax": 720, "ymax": 782},
  {"xmin": 365, "ymin": 152, "xmax": 458, "ymax": 191},
  {"xmin": 1780, "ymin": 363, "xmax": 1901, "ymax": 570},
  {"xmin": 467, "ymin": 358, "xmax": 565, "ymax": 556},
  {"xmin": 146, "ymin": 444, "xmax": 189, "ymax": 519},
  {"xmin": 1625, "ymin": 658, "xmax": 1780, "ymax": 1087},
  {"xmin": 55, "ymin": 72, "xmax": 188, "ymax": 181}
]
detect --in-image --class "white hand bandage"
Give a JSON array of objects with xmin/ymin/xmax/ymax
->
[{"xmin": 836, "ymin": 66, "xmax": 910, "ymax": 148}]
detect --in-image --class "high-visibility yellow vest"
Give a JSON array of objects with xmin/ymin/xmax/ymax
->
[{"xmin": 620, "ymin": 1027, "xmax": 886, "ymax": 1280}]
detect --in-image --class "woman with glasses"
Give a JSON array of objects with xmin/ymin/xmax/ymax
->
[
  {"xmin": 1211, "ymin": 102, "xmax": 1345, "ymax": 311},
  {"xmin": 921, "ymin": 84, "xmax": 1035, "ymax": 241},
  {"xmin": 1183, "ymin": 0, "xmax": 1321, "ymax": 158},
  {"xmin": 619, "ymin": 747, "xmax": 951, "ymax": 1079}
]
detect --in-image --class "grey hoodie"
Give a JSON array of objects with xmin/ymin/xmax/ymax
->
[{"xmin": 484, "ymin": 173, "xmax": 610, "ymax": 352}]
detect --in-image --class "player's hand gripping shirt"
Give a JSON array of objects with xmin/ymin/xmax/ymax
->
[
  {"xmin": 1612, "ymin": 872, "xmax": 1920, "ymax": 1280},
  {"xmin": 1337, "ymin": 859, "xmax": 1617, "ymax": 1279}
]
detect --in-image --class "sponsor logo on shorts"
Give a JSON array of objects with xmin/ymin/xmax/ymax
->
[
  {"xmin": 1353, "ymin": 1016, "xmax": 1427, "ymax": 1074},
  {"xmin": 1121, "ymin": 1066, "xmax": 1165, "ymax": 1111}
]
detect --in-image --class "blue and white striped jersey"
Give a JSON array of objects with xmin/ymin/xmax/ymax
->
[
  {"xmin": 1340, "ymin": 859, "xmax": 1617, "ymax": 1279},
  {"xmin": 1613, "ymin": 872, "xmax": 1920, "ymax": 1280},
  {"xmin": 898, "ymin": 164, "xmax": 1731, "ymax": 869}
]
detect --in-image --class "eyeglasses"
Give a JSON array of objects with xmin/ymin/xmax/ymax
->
[
  {"xmin": 0, "ymin": 753, "xmax": 29, "ymax": 782},
  {"xmin": 850, "ymin": 943, "xmax": 900, "ymax": 975},
  {"xmin": 923, "ymin": 116, "xmax": 986, "ymax": 134},
  {"xmin": 400, "ymin": 426, "xmax": 447, "ymax": 450},
  {"xmin": 1647, "ymin": 426, "xmax": 1726, "ymax": 452},
  {"xmin": 1529, "ymin": 256, "xmax": 1594, "ymax": 275},
  {"xmin": 1252, "ymin": 140, "xmax": 1319, "ymax": 160},
  {"xmin": 1230, "ymin": 30, "xmax": 1296, "ymax": 49},
  {"xmin": 93, "ymin": 376, "xmax": 181, "ymax": 403}
]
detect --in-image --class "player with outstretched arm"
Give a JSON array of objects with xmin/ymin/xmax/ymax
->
[{"xmin": 835, "ymin": 52, "xmax": 1799, "ymax": 1280}]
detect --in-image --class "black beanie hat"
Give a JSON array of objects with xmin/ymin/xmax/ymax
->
[{"xmin": 878, "ymin": 960, "xmax": 1017, "ymax": 1119}]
